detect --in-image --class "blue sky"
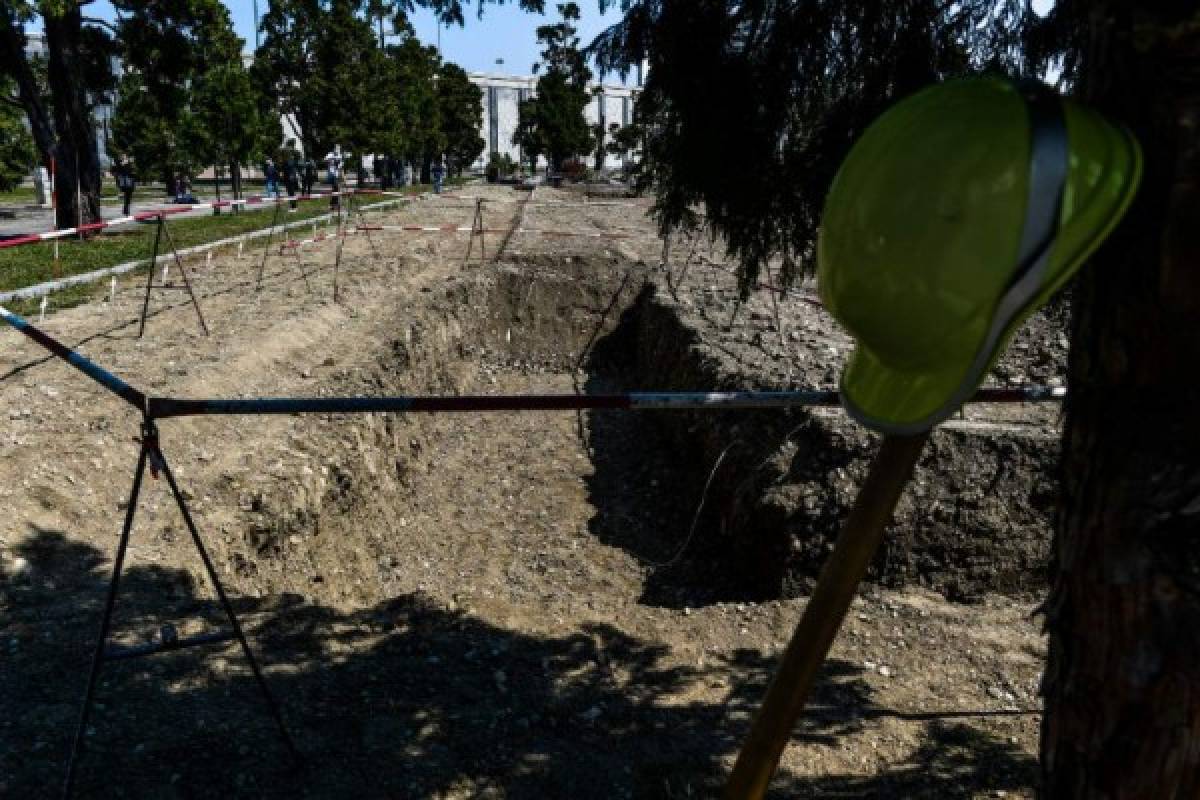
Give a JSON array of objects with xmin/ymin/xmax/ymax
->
[{"xmin": 84, "ymin": 1, "xmax": 635, "ymax": 84}]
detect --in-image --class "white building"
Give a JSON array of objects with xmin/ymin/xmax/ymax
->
[
  {"xmin": 469, "ymin": 72, "xmax": 639, "ymax": 171},
  {"xmin": 14, "ymin": 35, "xmax": 636, "ymax": 179}
]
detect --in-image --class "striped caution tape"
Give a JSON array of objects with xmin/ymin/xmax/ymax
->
[
  {"xmin": 0, "ymin": 189, "xmax": 381, "ymax": 252},
  {"xmin": 365, "ymin": 224, "xmax": 636, "ymax": 240}
]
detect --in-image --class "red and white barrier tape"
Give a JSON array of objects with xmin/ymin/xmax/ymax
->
[
  {"xmin": 0, "ymin": 189, "xmax": 380, "ymax": 252},
  {"xmin": 364, "ymin": 224, "xmax": 635, "ymax": 240},
  {"xmin": 382, "ymin": 191, "xmax": 645, "ymax": 209}
]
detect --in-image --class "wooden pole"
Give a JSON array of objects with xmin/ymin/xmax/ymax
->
[{"xmin": 724, "ymin": 432, "xmax": 929, "ymax": 798}]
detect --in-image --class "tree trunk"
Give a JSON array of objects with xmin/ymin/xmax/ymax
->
[
  {"xmin": 1040, "ymin": 5, "xmax": 1200, "ymax": 796},
  {"xmin": 231, "ymin": 161, "xmax": 242, "ymax": 210},
  {"xmin": 0, "ymin": 11, "xmax": 55, "ymax": 167},
  {"xmin": 213, "ymin": 163, "xmax": 222, "ymax": 215},
  {"xmin": 42, "ymin": 7, "xmax": 102, "ymax": 229}
]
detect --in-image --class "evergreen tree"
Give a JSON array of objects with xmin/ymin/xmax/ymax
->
[
  {"xmin": 592, "ymin": 0, "xmax": 1023, "ymax": 292},
  {"xmin": 0, "ymin": 76, "xmax": 37, "ymax": 192},
  {"xmin": 1, "ymin": 0, "xmax": 264, "ymax": 224},
  {"xmin": 0, "ymin": 2, "xmax": 118, "ymax": 226},
  {"xmin": 596, "ymin": 0, "xmax": 1200, "ymax": 794},
  {"xmin": 437, "ymin": 63, "xmax": 485, "ymax": 175},
  {"xmin": 256, "ymin": 0, "xmax": 500, "ymax": 166},
  {"xmin": 514, "ymin": 2, "xmax": 594, "ymax": 172},
  {"xmin": 111, "ymin": 0, "xmax": 247, "ymax": 188},
  {"xmin": 255, "ymin": 0, "xmax": 377, "ymax": 160},
  {"xmin": 387, "ymin": 35, "xmax": 442, "ymax": 180},
  {"xmin": 183, "ymin": 61, "xmax": 276, "ymax": 201}
]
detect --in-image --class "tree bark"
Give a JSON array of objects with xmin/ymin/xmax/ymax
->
[
  {"xmin": 42, "ymin": 7, "xmax": 103, "ymax": 229},
  {"xmin": 0, "ymin": 9, "xmax": 55, "ymax": 166},
  {"xmin": 231, "ymin": 161, "xmax": 242, "ymax": 209},
  {"xmin": 1041, "ymin": 5, "xmax": 1200, "ymax": 797}
]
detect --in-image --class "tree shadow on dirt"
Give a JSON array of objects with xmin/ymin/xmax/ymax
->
[
  {"xmin": 0, "ymin": 527, "xmax": 1035, "ymax": 798},
  {"xmin": 578, "ymin": 374, "xmax": 789, "ymax": 610}
]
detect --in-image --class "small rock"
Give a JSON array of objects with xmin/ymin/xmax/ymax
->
[{"xmin": 9, "ymin": 556, "xmax": 30, "ymax": 579}]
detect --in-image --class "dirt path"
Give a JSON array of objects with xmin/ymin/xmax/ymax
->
[{"xmin": 1, "ymin": 185, "xmax": 1044, "ymax": 798}]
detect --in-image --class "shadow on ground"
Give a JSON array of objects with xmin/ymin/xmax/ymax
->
[
  {"xmin": 578, "ymin": 299, "xmax": 787, "ymax": 610},
  {"xmin": 1, "ymin": 527, "xmax": 1036, "ymax": 798}
]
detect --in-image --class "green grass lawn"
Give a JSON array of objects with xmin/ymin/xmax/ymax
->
[
  {"xmin": 1, "ymin": 176, "xmax": 296, "ymax": 206},
  {"xmin": 0, "ymin": 186, "xmax": 431, "ymax": 313},
  {"xmin": 2, "ymin": 174, "xmax": 463, "ymax": 207},
  {"xmin": 0, "ymin": 186, "xmax": 38, "ymax": 205}
]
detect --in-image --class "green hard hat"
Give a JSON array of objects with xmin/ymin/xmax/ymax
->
[{"xmin": 817, "ymin": 77, "xmax": 1141, "ymax": 434}]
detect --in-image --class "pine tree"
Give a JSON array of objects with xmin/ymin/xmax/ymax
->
[
  {"xmin": 437, "ymin": 63, "xmax": 485, "ymax": 175},
  {"xmin": 595, "ymin": 1, "xmax": 1200, "ymax": 793},
  {"xmin": 0, "ymin": 75, "xmax": 36, "ymax": 192},
  {"xmin": 592, "ymin": 0, "xmax": 1023, "ymax": 292},
  {"xmin": 0, "ymin": 2, "xmax": 117, "ymax": 227},
  {"xmin": 515, "ymin": 2, "xmax": 594, "ymax": 172},
  {"xmin": 111, "ymin": 0, "xmax": 248, "ymax": 188}
]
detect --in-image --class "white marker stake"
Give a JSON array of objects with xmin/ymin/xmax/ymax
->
[
  {"xmin": 237, "ymin": 240, "xmax": 244, "ymax": 260},
  {"xmin": 206, "ymin": 250, "xmax": 213, "ymax": 268},
  {"xmin": 162, "ymin": 261, "xmax": 169, "ymax": 283},
  {"xmin": 39, "ymin": 295, "xmax": 47, "ymax": 322},
  {"xmin": 110, "ymin": 276, "xmax": 117, "ymax": 305}
]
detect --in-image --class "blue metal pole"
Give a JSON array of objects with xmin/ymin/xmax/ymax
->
[
  {"xmin": 0, "ymin": 306, "xmax": 146, "ymax": 411},
  {"xmin": 145, "ymin": 387, "xmax": 1063, "ymax": 420}
]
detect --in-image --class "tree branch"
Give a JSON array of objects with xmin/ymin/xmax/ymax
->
[{"xmin": 81, "ymin": 16, "xmax": 119, "ymax": 35}]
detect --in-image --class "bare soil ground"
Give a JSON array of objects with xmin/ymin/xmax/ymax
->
[{"xmin": 2, "ymin": 184, "xmax": 1047, "ymax": 798}]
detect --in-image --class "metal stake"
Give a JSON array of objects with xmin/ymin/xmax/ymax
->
[
  {"xmin": 463, "ymin": 198, "xmax": 486, "ymax": 267},
  {"xmin": 153, "ymin": 430, "xmax": 298, "ymax": 762},
  {"xmin": 352, "ymin": 192, "xmax": 380, "ymax": 260},
  {"xmin": 136, "ymin": 215, "xmax": 164, "ymax": 339},
  {"xmin": 333, "ymin": 216, "xmax": 347, "ymax": 303},
  {"xmin": 62, "ymin": 444, "xmax": 150, "ymax": 799},
  {"xmin": 61, "ymin": 420, "xmax": 299, "ymax": 797},
  {"xmin": 256, "ymin": 199, "xmax": 283, "ymax": 291},
  {"xmin": 159, "ymin": 218, "xmax": 210, "ymax": 336}
]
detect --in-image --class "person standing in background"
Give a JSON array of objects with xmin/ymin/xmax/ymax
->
[
  {"xmin": 431, "ymin": 157, "xmax": 446, "ymax": 194},
  {"xmin": 263, "ymin": 157, "xmax": 279, "ymax": 199},
  {"xmin": 302, "ymin": 157, "xmax": 317, "ymax": 197},
  {"xmin": 324, "ymin": 146, "xmax": 343, "ymax": 210},
  {"xmin": 284, "ymin": 153, "xmax": 301, "ymax": 212},
  {"xmin": 112, "ymin": 154, "xmax": 136, "ymax": 216}
]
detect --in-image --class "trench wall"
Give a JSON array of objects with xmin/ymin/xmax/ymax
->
[
  {"xmin": 627, "ymin": 288, "xmax": 1061, "ymax": 601},
  {"xmin": 230, "ymin": 257, "xmax": 1058, "ymax": 604}
]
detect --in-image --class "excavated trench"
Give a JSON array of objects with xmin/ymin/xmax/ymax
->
[{"xmin": 235, "ymin": 255, "xmax": 1060, "ymax": 609}]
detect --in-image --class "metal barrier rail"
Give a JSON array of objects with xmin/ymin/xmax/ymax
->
[{"xmin": 0, "ymin": 303, "xmax": 1065, "ymax": 420}]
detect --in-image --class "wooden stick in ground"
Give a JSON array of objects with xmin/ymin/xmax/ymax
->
[{"xmin": 724, "ymin": 431, "xmax": 929, "ymax": 799}]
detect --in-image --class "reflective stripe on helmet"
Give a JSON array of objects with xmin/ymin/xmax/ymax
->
[{"xmin": 842, "ymin": 85, "xmax": 1070, "ymax": 435}]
